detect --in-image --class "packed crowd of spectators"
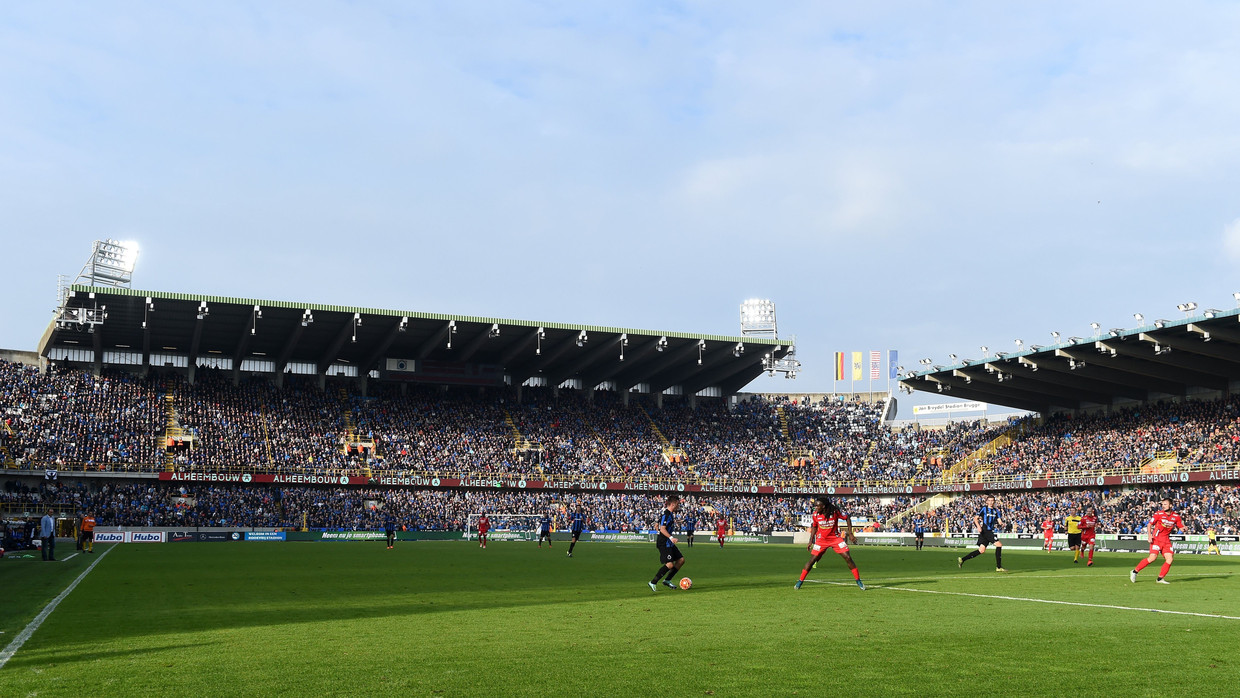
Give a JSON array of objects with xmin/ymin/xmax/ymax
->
[
  {"xmin": 2, "ymin": 479, "xmax": 916, "ymax": 533},
  {"xmin": 917, "ymin": 485, "xmax": 1240, "ymax": 535},
  {"xmin": 0, "ymin": 360, "xmax": 163, "ymax": 469},
  {"xmin": 5, "ymin": 360, "xmax": 1240, "ymax": 484},
  {"xmin": 978, "ymin": 398, "xmax": 1240, "ymax": 477}
]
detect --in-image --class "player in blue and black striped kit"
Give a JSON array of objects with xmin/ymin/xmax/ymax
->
[
  {"xmin": 537, "ymin": 512, "xmax": 553, "ymax": 548},
  {"xmin": 958, "ymin": 495, "xmax": 1006, "ymax": 572},
  {"xmin": 567, "ymin": 507, "xmax": 586, "ymax": 557},
  {"xmin": 913, "ymin": 517, "xmax": 926, "ymax": 551},
  {"xmin": 648, "ymin": 494, "xmax": 686, "ymax": 591}
]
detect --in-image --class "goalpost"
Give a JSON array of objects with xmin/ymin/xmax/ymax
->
[{"xmin": 465, "ymin": 513, "xmax": 547, "ymax": 542}]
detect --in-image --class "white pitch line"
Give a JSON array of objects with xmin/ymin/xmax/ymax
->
[
  {"xmin": 819, "ymin": 573, "xmax": 1234, "ymax": 583},
  {"xmin": 809, "ymin": 579, "xmax": 1240, "ymax": 621},
  {"xmin": 0, "ymin": 546, "xmax": 114, "ymax": 669},
  {"xmin": 61, "ymin": 553, "xmax": 79, "ymax": 561}
]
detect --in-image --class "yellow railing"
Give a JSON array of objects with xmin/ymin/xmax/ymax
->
[{"xmin": 940, "ymin": 421, "xmax": 1028, "ymax": 482}]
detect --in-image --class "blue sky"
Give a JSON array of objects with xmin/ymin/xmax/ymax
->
[{"xmin": 3, "ymin": 2, "xmax": 1239, "ymax": 414}]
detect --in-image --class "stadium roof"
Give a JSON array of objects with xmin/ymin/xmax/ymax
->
[
  {"xmin": 39, "ymin": 285, "xmax": 789, "ymax": 396},
  {"xmin": 899, "ymin": 306, "xmax": 1240, "ymax": 413}
]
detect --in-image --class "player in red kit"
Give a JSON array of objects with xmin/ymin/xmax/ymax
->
[
  {"xmin": 1079, "ymin": 507, "xmax": 1099, "ymax": 566},
  {"xmin": 716, "ymin": 517, "xmax": 727, "ymax": 548},
  {"xmin": 1041, "ymin": 516, "xmax": 1055, "ymax": 553},
  {"xmin": 477, "ymin": 513, "xmax": 490, "ymax": 549},
  {"xmin": 795, "ymin": 497, "xmax": 865, "ymax": 591},
  {"xmin": 1131, "ymin": 496, "xmax": 1183, "ymax": 584}
]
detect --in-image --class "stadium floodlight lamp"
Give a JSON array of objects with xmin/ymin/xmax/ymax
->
[
  {"xmin": 576, "ymin": 330, "xmax": 588, "ymax": 348},
  {"xmin": 618, "ymin": 334, "xmax": 628, "ymax": 361},
  {"xmin": 1013, "ymin": 339, "xmax": 1023, "ymax": 348},
  {"xmin": 1204, "ymin": 308, "xmax": 1221, "ymax": 319},
  {"xmin": 948, "ymin": 354, "xmax": 958, "ymax": 361},
  {"xmin": 697, "ymin": 339, "xmax": 707, "ymax": 365},
  {"xmin": 302, "ymin": 310, "xmax": 314, "ymax": 327},
  {"xmin": 487, "ymin": 323, "xmax": 500, "ymax": 338},
  {"xmin": 1069, "ymin": 336, "xmax": 1083, "ymax": 343},
  {"xmin": 1154, "ymin": 343, "xmax": 1171, "ymax": 355},
  {"xmin": 196, "ymin": 301, "xmax": 209, "ymax": 320},
  {"xmin": 733, "ymin": 342, "xmax": 744, "ymax": 358},
  {"xmin": 1090, "ymin": 322, "xmax": 1101, "ymax": 338},
  {"xmin": 1133, "ymin": 313, "xmax": 1144, "ymax": 325},
  {"xmin": 398, "ymin": 316, "xmax": 408, "ymax": 332},
  {"xmin": 1050, "ymin": 331, "xmax": 1060, "ymax": 341},
  {"xmin": 1108, "ymin": 328, "xmax": 1122, "ymax": 337},
  {"xmin": 656, "ymin": 336, "xmax": 668, "ymax": 352},
  {"xmin": 1030, "ymin": 344, "xmax": 1043, "ymax": 351},
  {"xmin": 351, "ymin": 313, "xmax": 361, "ymax": 343},
  {"xmin": 1154, "ymin": 319, "xmax": 1167, "ymax": 328},
  {"xmin": 145, "ymin": 297, "xmax": 154, "ymax": 311},
  {"xmin": 919, "ymin": 358, "xmax": 932, "ymax": 365},
  {"xmin": 447, "ymin": 320, "xmax": 457, "ymax": 349},
  {"xmin": 896, "ymin": 366, "xmax": 904, "ymax": 373},
  {"xmin": 1202, "ymin": 332, "xmax": 1212, "ymax": 342},
  {"xmin": 994, "ymin": 352, "xmax": 1008, "ymax": 359},
  {"xmin": 1176, "ymin": 302, "xmax": 1197, "ymax": 314},
  {"xmin": 979, "ymin": 346, "xmax": 989, "ymax": 357},
  {"xmin": 739, "ymin": 299, "xmax": 778, "ymax": 338},
  {"xmin": 536, "ymin": 327, "xmax": 546, "ymax": 355},
  {"xmin": 1234, "ymin": 292, "xmax": 1240, "ymax": 306}
]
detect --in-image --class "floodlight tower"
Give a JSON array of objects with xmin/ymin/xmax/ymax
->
[
  {"xmin": 740, "ymin": 299, "xmax": 800, "ymax": 379},
  {"xmin": 53, "ymin": 239, "xmax": 140, "ymax": 330}
]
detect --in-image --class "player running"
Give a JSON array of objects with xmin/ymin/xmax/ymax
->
[
  {"xmin": 684, "ymin": 512, "xmax": 697, "ymax": 548},
  {"xmin": 1207, "ymin": 527, "xmax": 1221, "ymax": 555},
  {"xmin": 477, "ymin": 513, "xmax": 490, "ymax": 549},
  {"xmin": 1079, "ymin": 507, "xmax": 1099, "ymax": 566},
  {"xmin": 537, "ymin": 511, "xmax": 553, "ymax": 548},
  {"xmin": 1065, "ymin": 507, "xmax": 1083, "ymax": 563},
  {"xmin": 716, "ymin": 515, "xmax": 727, "ymax": 548},
  {"xmin": 648, "ymin": 494, "xmax": 686, "ymax": 591},
  {"xmin": 958, "ymin": 495, "xmax": 1006, "ymax": 572},
  {"xmin": 912, "ymin": 516, "xmax": 926, "ymax": 551},
  {"xmin": 795, "ymin": 497, "xmax": 864, "ymax": 590},
  {"xmin": 1131, "ymin": 496, "xmax": 1183, "ymax": 584},
  {"xmin": 1041, "ymin": 515, "xmax": 1055, "ymax": 553},
  {"xmin": 567, "ymin": 507, "xmax": 586, "ymax": 557}
]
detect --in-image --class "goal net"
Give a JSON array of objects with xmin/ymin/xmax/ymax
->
[{"xmin": 465, "ymin": 513, "xmax": 548, "ymax": 542}]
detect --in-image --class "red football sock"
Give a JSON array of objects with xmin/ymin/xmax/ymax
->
[
  {"xmin": 1087, "ymin": 550, "xmax": 1094, "ymax": 563},
  {"xmin": 798, "ymin": 568, "xmax": 809, "ymax": 582},
  {"xmin": 851, "ymin": 568, "xmax": 861, "ymax": 581},
  {"xmin": 1135, "ymin": 559, "xmax": 1151, "ymax": 572},
  {"xmin": 1159, "ymin": 562, "xmax": 1171, "ymax": 578}
]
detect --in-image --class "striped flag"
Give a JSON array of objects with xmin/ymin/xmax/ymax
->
[
  {"xmin": 870, "ymin": 350, "xmax": 881, "ymax": 379},
  {"xmin": 834, "ymin": 352, "xmax": 845, "ymax": 380}
]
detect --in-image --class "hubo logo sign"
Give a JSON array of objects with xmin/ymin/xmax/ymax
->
[
  {"xmin": 128, "ymin": 531, "xmax": 165, "ymax": 543},
  {"xmin": 94, "ymin": 531, "xmax": 125, "ymax": 543}
]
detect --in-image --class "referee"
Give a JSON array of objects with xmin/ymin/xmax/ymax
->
[{"xmin": 958, "ymin": 496, "xmax": 1005, "ymax": 572}]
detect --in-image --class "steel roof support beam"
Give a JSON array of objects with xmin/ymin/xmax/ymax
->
[
  {"xmin": 684, "ymin": 352, "xmax": 769, "ymax": 395},
  {"xmin": 455, "ymin": 324, "xmax": 498, "ymax": 364},
  {"xmin": 616, "ymin": 339, "xmax": 698, "ymax": 392},
  {"xmin": 650, "ymin": 341, "xmax": 735, "ymax": 394},
  {"xmin": 274, "ymin": 323, "xmax": 306, "ymax": 374},
  {"xmin": 416, "ymin": 321, "xmax": 454, "ymax": 360},
  {"xmin": 1093, "ymin": 341, "xmax": 1233, "ymax": 388},
  {"xmin": 1015, "ymin": 357, "xmax": 1148, "ymax": 402},
  {"xmin": 500, "ymin": 328, "xmax": 541, "ymax": 367},
  {"xmin": 584, "ymin": 336, "xmax": 662, "ymax": 388},
  {"xmin": 1048, "ymin": 349, "xmax": 1187, "ymax": 396},
  {"xmin": 317, "ymin": 318, "xmax": 354, "ymax": 375},
  {"xmin": 928, "ymin": 375, "xmax": 1060, "ymax": 412},
  {"xmin": 360, "ymin": 318, "xmax": 406, "ymax": 377},
  {"xmin": 955, "ymin": 367, "xmax": 1112, "ymax": 405},
  {"xmin": 546, "ymin": 335, "xmax": 623, "ymax": 387}
]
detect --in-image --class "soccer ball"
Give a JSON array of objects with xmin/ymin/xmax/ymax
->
[{"xmin": 678, "ymin": 577, "xmax": 693, "ymax": 590}]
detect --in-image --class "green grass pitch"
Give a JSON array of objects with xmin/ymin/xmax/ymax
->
[{"xmin": 2, "ymin": 542, "xmax": 1238, "ymax": 696}]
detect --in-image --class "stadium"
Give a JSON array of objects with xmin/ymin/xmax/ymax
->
[
  {"xmin": 3, "ymin": 239, "xmax": 1239, "ymax": 695},
  {"xmin": 5, "ymin": 7, "xmax": 1240, "ymax": 698}
]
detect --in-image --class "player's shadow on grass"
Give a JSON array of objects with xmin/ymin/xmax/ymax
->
[{"xmin": 6, "ymin": 641, "xmax": 212, "ymax": 670}]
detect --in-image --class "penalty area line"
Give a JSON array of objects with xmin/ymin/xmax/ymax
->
[
  {"xmin": 808, "ymin": 579, "xmax": 1240, "ymax": 621},
  {"xmin": 0, "ymin": 545, "xmax": 115, "ymax": 669}
]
